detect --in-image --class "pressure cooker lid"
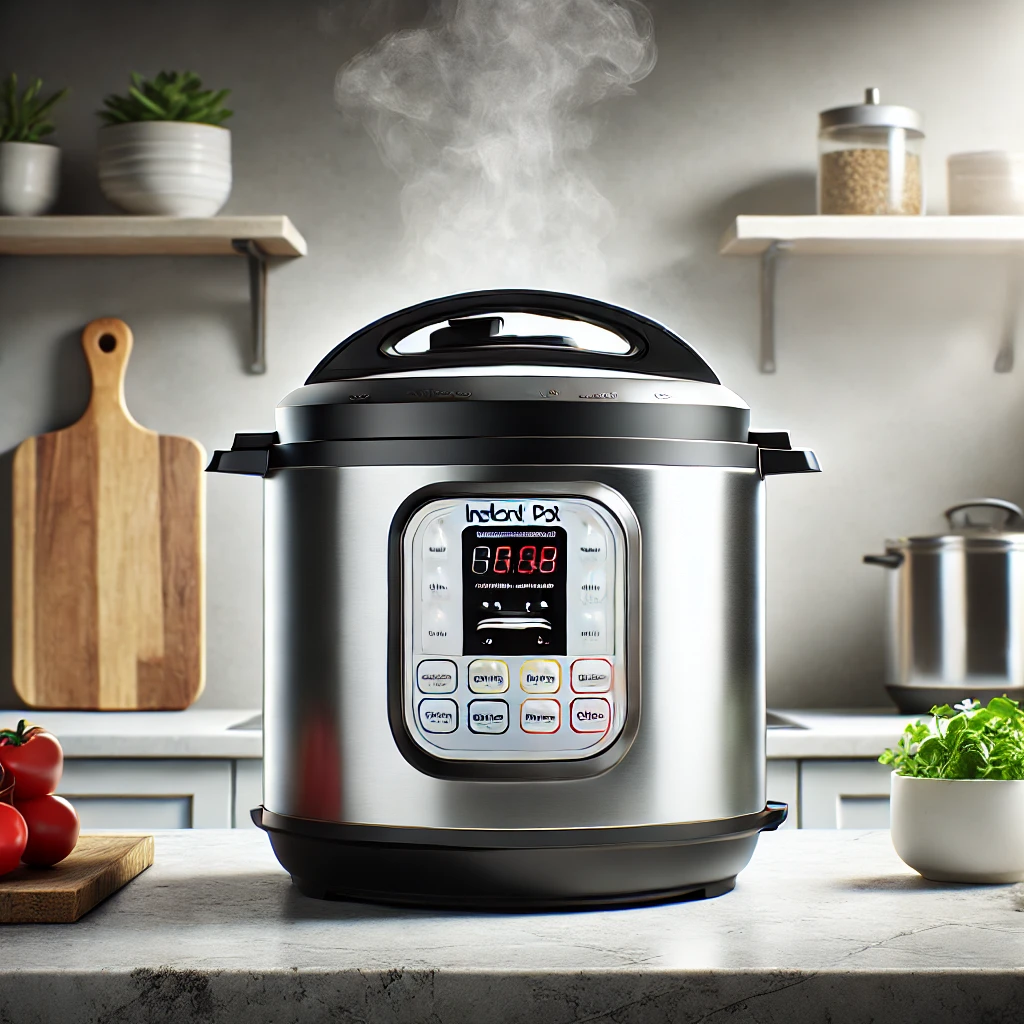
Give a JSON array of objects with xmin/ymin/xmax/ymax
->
[
  {"xmin": 897, "ymin": 499, "xmax": 1024, "ymax": 551},
  {"xmin": 274, "ymin": 289, "xmax": 754, "ymax": 445},
  {"xmin": 304, "ymin": 289, "xmax": 719, "ymax": 384}
]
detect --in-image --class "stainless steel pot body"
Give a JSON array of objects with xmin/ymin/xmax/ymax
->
[
  {"xmin": 262, "ymin": 440, "xmax": 766, "ymax": 830},
  {"xmin": 210, "ymin": 289, "xmax": 819, "ymax": 905},
  {"xmin": 867, "ymin": 501, "xmax": 1024, "ymax": 712}
]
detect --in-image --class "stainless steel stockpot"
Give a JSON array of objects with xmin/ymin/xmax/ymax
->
[
  {"xmin": 865, "ymin": 499, "xmax": 1024, "ymax": 713},
  {"xmin": 209, "ymin": 289, "xmax": 819, "ymax": 909}
]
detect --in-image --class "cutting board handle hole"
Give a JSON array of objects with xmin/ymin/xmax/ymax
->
[{"xmin": 98, "ymin": 334, "xmax": 117, "ymax": 353}]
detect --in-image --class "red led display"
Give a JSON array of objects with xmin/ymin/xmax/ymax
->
[{"xmin": 472, "ymin": 545, "xmax": 558, "ymax": 575}]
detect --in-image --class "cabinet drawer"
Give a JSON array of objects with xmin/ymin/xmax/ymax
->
[
  {"xmin": 59, "ymin": 760, "xmax": 233, "ymax": 829},
  {"xmin": 800, "ymin": 760, "xmax": 893, "ymax": 829}
]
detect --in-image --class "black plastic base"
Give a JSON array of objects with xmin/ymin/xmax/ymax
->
[
  {"xmin": 291, "ymin": 872, "xmax": 736, "ymax": 911},
  {"xmin": 253, "ymin": 804, "xmax": 786, "ymax": 911},
  {"xmin": 887, "ymin": 685, "xmax": 1024, "ymax": 714}
]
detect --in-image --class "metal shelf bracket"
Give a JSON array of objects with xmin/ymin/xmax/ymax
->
[
  {"xmin": 759, "ymin": 241, "xmax": 788, "ymax": 373},
  {"xmin": 232, "ymin": 238, "xmax": 269, "ymax": 374},
  {"xmin": 996, "ymin": 260, "xmax": 1023, "ymax": 373}
]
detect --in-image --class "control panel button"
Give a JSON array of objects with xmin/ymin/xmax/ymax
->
[
  {"xmin": 468, "ymin": 659, "xmax": 510, "ymax": 693},
  {"xmin": 578, "ymin": 608, "xmax": 607, "ymax": 647},
  {"xmin": 521, "ymin": 698, "xmax": 561, "ymax": 733},
  {"xmin": 577, "ymin": 522, "xmax": 607, "ymax": 562},
  {"xmin": 570, "ymin": 698, "xmax": 611, "ymax": 734},
  {"xmin": 417, "ymin": 660, "xmax": 457, "ymax": 694},
  {"xmin": 421, "ymin": 565, "xmax": 452, "ymax": 601},
  {"xmin": 579, "ymin": 569, "xmax": 607, "ymax": 604},
  {"xmin": 418, "ymin": 699, "xmax": 458, "ymax": 734},
  {"xmin": 571, "ymin": 658, "xmax": 612, "ymax": 693},
  {"xmin": 520, "ymin": 659, "xmax": 560, "ymax": 693},
  {"xmin": 421, "ymin": 605, "xmax": 454, "ymax": 653},
  {"xmin": 424, "ymin": 519, "xmax": 450, "ymax": 559},
  {"xmin": 468, "ymin": 699, "xmax": 509, "ymax": 734}
]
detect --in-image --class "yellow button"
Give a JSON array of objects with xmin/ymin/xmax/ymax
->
[
  {"xmin": 520, "ymin": 659, "xmax": 560, "ymax": 693},
  {"xmin": 468, "ymin": 659, "xmax": 510, "ymax": 693}
]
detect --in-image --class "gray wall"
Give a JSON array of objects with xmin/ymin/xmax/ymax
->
[{"xmin": 2, "ymin": 0, "xmax": 1023, "ymax": 710}]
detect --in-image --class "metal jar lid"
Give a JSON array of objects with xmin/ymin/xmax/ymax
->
[
  {"xmin": 819, "ymin": 87, "xmax": 923, "ymax": 134},
  {"xmin": 897, "ymin": 499, "xmax": 1024, "ymax": 552}
]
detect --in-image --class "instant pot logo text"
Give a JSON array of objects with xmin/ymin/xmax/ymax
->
[{"xmin": 465, "ymin": 502, "xmax": 561, "ymax": 523}]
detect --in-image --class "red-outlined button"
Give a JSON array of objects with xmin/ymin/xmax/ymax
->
[
  {"xmin": 570, "ymin": 698, "xmax": 611, "ymax": 734},
  {"xmin": 570, "ymin": 658, "xmax": 613, "ymax": 693},
  {"xmin": 520, "ymin": 698, "xmax": 560, "ymax": 734}
]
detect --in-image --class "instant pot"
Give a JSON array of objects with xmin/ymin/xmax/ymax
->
[
  {"xmin": 865, "ymin": 499, "xmax": 1024, "ymax": 713},
  {"xmin": 209, "ymin": 289, "xmax": 820, "ymax": 909}
]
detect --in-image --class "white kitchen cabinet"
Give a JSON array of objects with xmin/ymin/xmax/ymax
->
[
  {"xmin": 59, "ymin": 760, "xmax": 233, "ymax": 829},
  {"xmin": 52, "ymin": 755, "xmax": 896, "ymax": 831},
  {"xmin": 766, "ymin": 759, "xmax": 798, "ymax": 830},
  {"xmin": 799, "ymin": 760, "xmax": 893, "ymax": 829},
  {"xmin": 234, "ymin": 760, "xmax": 264, "ymax": 829}
]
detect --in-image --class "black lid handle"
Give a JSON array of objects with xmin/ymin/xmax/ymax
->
[
  {"xmin": 748, "ymin": 431, "xmax": 821, "ymax": 477},
  {"xmin": 305, "ymin": 289, "xmax": 719, "ymax": 385},
  {"xmin": 206, "ymin": 431, "xmax": 279, "ymax": 476}
]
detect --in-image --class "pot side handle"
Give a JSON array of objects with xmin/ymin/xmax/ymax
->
[{"xmin": 863, "ymin": 553, "xmax": 904, "ymax": 568}]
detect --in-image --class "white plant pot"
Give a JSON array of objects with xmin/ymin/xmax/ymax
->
[
  {"xmin": 98, "ymin": 121, "xmax": 231, "ymax": 216},
  {"xmin": 890, "ymin": 771, "xmax": 1024, "ymax": 883},
  {"xmin": 0, "ymin": 141, "xmax": 60, "ymax": 215}
]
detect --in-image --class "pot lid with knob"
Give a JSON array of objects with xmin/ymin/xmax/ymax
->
[
  {"xmin": 867, "ymin": 500, "xmax": 1024, "ymax": 564},
  {"xmin": 206, "ymin": 289, "xmax": 820, "ymax": 479}
]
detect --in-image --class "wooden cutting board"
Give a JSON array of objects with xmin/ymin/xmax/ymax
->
[
  {"xmin": 12, "ymin": 317, "xmax": 205, "ymax": 709},
  {"xmin": 0, "ymin": 834, "xmax": 154, "ymax": 923}
]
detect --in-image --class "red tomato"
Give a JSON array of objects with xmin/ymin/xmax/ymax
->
[
  {"xmin": 16, "ymin": 795, "xmax": 79, "ymax": 867},
  {"xmin": 0, "ymin": 721, "xmax": 63, "ymax": 800},
  {"xmin": 0, "ymin": 803, "xmax": 28, "ymax": 876}
]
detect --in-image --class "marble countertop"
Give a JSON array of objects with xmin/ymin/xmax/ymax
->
[
  {"xmin": 765, "ymin": 709, "xmax": 918, "ymax": 758},
  {"xmin": 2, "ymin": 828, "xmax": 1021, "ymax": 1023},
  {"xmin": 0, "ymin": 707, "xmax": 914, "ymax": 760},
  {"xmin": 0, "ymin": 708, "xmax": 264, "ymax": 758}
]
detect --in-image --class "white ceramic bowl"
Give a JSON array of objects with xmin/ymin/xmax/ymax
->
[
  {"xmin": 98, "ymin": 121, "xmax": 231, "ymax": 216},
  {"xmin": 0, "ymin": 141, "xmax": 60, "ymax": 215},
  {"xmin": 890, "ymin": 771, "xmax": 1024, "ymax": 883}
]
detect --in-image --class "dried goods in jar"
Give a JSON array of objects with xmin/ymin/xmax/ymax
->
[{"xmin": 819, "ymin": 148, "xmax": 922, "ymax": 215}]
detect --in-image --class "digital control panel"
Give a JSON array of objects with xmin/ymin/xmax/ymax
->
[{"xmin": 402, "ymin": 494, "xmax": 628, "ymax": 762}]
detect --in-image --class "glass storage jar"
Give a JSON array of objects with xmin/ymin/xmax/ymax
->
[{"xmin": 818, "ymin": 88, "xmax": 924, "ymax": 215}]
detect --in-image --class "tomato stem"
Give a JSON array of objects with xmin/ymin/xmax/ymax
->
[{"xmin": 0, "ymin": 720, "xmax": 39, "ymax": 747}]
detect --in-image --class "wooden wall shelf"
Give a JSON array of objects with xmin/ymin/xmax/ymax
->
[
  {"xmin": 0, "ymin": 216, "xmax": 308, "ymax": 372},
  {"xmin": 719, "ymin": 216, "xmax": 1024, "ymax": 372}
]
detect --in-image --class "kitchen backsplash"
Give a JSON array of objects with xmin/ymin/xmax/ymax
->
[{"xmin": 1, "ymin": 0, "xmax": 1023, "ymax": 708}]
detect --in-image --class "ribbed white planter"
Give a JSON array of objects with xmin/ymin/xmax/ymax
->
[
  {"xmin": 890, "ymin": 771, "xmax": 1024, "ymax": 883},
  {"xmin": 98, "ymin": 122, "xmax": 231, "ymax": 216},
  {"xmin": 0, "ymin": 141, "xmax": 60, "ymax": 215}
]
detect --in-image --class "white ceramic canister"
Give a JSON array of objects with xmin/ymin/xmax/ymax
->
[
  {"xmin": 0, "ymin": 141, "xmax": 60, "ymax": 215},
  {"xmin": 98, "ymin": 121, "xmax": 231, "ymax": 216},
  {"xmin": 890, "ymin": 771, "xmax": 1024, "ymax": 883},
  {"xmin": 948, "ymin": 151, "xmax": 1024, "ymax": 215}
]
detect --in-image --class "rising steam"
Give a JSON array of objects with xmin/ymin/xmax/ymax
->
[{"xmin": 335, "ymin": 0, "xmax": 656, "ymax": 293}]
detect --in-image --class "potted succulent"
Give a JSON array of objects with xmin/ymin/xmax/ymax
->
[
  {"xmin": 97, "ymin": 71, "xmax": 233, "ymax": 216},
  {"xmin": 0, "ymin": 73, "xmax": 68, "ymax": 215},
  {"xmin": 880, "ymin": 696, "xmax": 1024, "ymax": 883}
]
